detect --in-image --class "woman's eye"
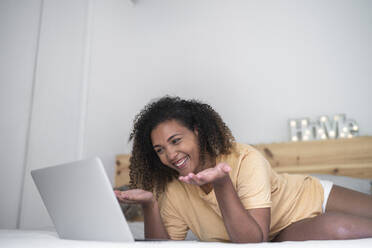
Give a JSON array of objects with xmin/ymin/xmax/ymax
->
[
  {"xmin": 155, "ymin": 148, "xmax": 163, "ymax": 154},
  {"xmin": 171, "ymin": 138, "xmax": 181, "ymax": 144}
]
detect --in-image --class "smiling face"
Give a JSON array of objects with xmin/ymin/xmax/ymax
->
[{"xmin": 151, "ymin": 119, "xmax": 201, "ymax": 176}]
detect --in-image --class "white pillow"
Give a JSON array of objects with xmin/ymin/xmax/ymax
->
[{"xmin": 311, "ymin": 174, "xmax": 372, "ymax": 195}]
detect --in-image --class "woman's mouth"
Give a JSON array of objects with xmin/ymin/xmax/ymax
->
[{"xmin": 174, "ymin": 156, "xmax": 189, "ymax": 170}]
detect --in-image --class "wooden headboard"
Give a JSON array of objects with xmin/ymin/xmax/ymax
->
[{"xmin": 115, "ymin": 136, "xmax": 372, "ymax": 188}]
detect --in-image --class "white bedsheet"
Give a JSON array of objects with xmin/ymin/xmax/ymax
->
[{"xmin": 1, "ymin": 229, "xmax": 372, "ymax": 248}]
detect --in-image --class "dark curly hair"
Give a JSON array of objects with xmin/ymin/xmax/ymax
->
[{"xmin": 128, "ymin": 96, "xmax": 235, "ymax": 197}]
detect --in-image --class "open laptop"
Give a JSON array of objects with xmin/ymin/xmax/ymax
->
[{"xmin": 31, "ymin": 157, "xmax": 136, "ymax": 242}]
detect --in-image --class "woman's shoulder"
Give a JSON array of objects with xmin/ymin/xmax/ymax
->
[
  {"xmin": 217, "ymin": 142, "xmax": 268, "ymax": 172},
  {"xmin": 220, "ymin": 142, "xmax": 260, "ymax": 160},
  {"xmin": 233, "ymin": 142, "xmax": 257, "ymax": 153}
]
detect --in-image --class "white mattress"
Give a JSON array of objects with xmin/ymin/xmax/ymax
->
[{"xmin": 1, "ymin": 229, "xmax": 372, "ymax": 248}]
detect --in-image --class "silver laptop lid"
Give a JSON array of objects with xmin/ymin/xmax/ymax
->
[{"xmin": 31, "ymin": 157, "xmax": 134, "ymax": 242}]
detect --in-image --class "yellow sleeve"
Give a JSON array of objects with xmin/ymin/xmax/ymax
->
[
  {"xmin": 159, "ymin": 194, "xmax": 189, "ymax": 240},
  {"xmin": 236, "ymin": 150, "xmax": 272, "ymax": 209}
]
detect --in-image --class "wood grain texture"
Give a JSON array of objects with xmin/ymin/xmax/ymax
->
[
  {"xmin": 253, "ymin": 136, "xmax": 372, "ymax": 179},
  {"xmin": 253, "ymin": 136, "xmax": 372, "ymax": 167},
  {"xmin": 115, "ymin": 154, "xmax": 130, "ymax": 188},
  {"xmin": 115, "ymin": 136, "xmax": 372, "ymax": 187}
]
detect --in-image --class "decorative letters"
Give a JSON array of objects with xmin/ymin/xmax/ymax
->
[{"xmin": 289, "ymin": 114, "xmax": 359, "ymax": 142}]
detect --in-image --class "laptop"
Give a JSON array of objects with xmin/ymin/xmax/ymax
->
[{"xmin": 31, "ymin": 157, "xmax": 136, "ymax": 242}]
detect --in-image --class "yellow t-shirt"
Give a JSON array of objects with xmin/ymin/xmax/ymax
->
[{"xmin": 159, "ymin": 143, "xmax": 324, "ymax": 241}]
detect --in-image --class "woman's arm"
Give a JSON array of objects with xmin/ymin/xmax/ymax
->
[
  {"xmin": 213, "ymin": 174, "xmax": 270, "ymax": 243},
  {"xmin": 115, "ymin": 189, "xmax": 170, "ymax": 240},
  {"xmin": 142, "ymin": 199, "xmax": 170, "ymax": 239},
  {"xmin": 179, "ymin": 163, "xmax": 270, "ymax": 243}
]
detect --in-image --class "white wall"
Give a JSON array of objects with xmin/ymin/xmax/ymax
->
[
  {"xmin": 1, "ymin": 0, "xmax": 91, "ymax": 230},
  {"xmin": 1, "ymin": 0, "xmax": 371, "ymax": 230},
  {"xmin": 0, "ymin": 0, "xmax": 42, "ymax": 229},
  {"xmin": 18, "ymin": 0, "xmax": 91, "ymax": 229},
  {"xmin": 86, "ymin": 0, "xmax": 372, "ymax": 158}
]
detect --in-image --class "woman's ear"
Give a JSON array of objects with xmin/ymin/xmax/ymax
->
[{"xmin": 193, "ymin": 127, "xmax": 198, "ymax": 136}]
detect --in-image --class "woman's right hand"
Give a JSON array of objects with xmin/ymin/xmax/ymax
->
[
  {"xmin": 114, "ymin": 189, "xmax": 154, "ymax": 206},
  {"xmin": 116, "ymin": 189, "xmax": 169, "ymax": 240}
]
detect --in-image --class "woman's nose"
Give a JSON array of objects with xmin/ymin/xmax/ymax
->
[{"xmin": 166, "ymin": 147, "xmax": 177, "ymax": 161}]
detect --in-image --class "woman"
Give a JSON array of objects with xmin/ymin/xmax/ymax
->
[{"xmin": 115, "ymin": 96, "xmax": 372, "ymax": 243}]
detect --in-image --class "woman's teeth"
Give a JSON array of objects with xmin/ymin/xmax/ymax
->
[{"xmin": 175, "ymin": 157, "xmax": 188, "ymax": 167}]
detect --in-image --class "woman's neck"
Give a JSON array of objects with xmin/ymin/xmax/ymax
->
[
  {"xmin": 196, "ymin": 154, "xmax": 216, "ymax": 172},
  {"xmin": 201, "ymin": 183, "xmax": 213, "ymax": 194}
]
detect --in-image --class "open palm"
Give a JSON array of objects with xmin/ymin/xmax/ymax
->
[
  {"xmin": 114, "ymin": 189, "xmax": 154, "ymax": 204},
  {"xmin": 179, "ymin": 162, "xmax": 231, "ymax": 186}
]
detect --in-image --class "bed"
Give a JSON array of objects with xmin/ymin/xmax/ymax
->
[
  {"xmin": 1, "ymin": 227, "xmax": 372, "ymax": 247},
  {"xmin": 113, "ymin": 136, "xmax": 372, "ymax": 244},
  {"xmin": 2, "ymin": 137, "xmax": 371, "ymax": 247}
]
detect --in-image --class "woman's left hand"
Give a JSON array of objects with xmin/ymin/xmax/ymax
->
[{"xmin": 178, "ymin": 163, "xmax": 231, "ymax": 185}]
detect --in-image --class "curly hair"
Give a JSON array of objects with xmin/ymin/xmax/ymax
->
[{"xmin": 128, "ymin": 96, "xmax": 235, "ymax": 198}]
